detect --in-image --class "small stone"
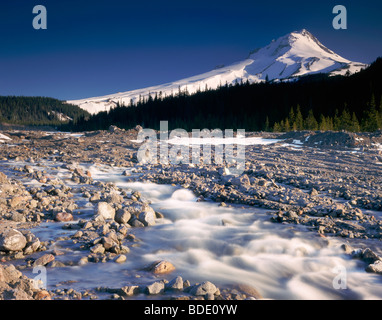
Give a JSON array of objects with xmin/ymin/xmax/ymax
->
[
  {"xmin": 310, "ymin": 188, "xmax": 319, "ymax": 196},
  {"xmin": 232, "ymin": 284, "xmax": 263, "ymax": 299},
  {"xmin": 130, "ymin": 219, "xmax": 145, "ymax": 228},
  {"xmin": 55, "ymin": 212, "xmax": 73, "ymax": 222},
  {"xmin": 10, "ymin": 212, "xmax": 26, "ymax": 223},
  {"xmin": 78, "ymin": 257, "xmax": 89, "ymax": 266},
  {"xmin": 145, "ymin": 260, "xmax": 176, "ymax": 274},
  {"xmin": 73, "ymin": 230, "xmax": 83, "ymax": 238},
  {"xmin": 35, "ymin": 290, "xmax": 51, "ymax": 300},
  {"xmin": 82, "ymin": 221, "xmax": 93, "ymax": 229},
  {"xmin": 190, "ymin": 281, "xmax": 217, "ymax": 296},
  {"xmin": 48, "ymin": 261, "xmax": 66, "ymax": 268},
  {"xmin": 146, "ymin": 281, "xmax": 165, "ymax": 295},
  {"xmin": 33, "ymin": 254, "xmax": 55, "ymax": 267},
  {"xmin": 120, "ymin": 285, "xmax": 140, "ymax": 296},
  {"xmin": 165, "ymin": 276, "xmax": 183, "ymax": 291},
  {"xmin": 114, "ymin": 254, "xmax": 127, "ymax": 263},
  {"xmin": 90, "ymin": 243, "xmax": 105, "ymax": 254},
  {"xmin": 340, "ymin": 243, "xmax": 353, "ymax": 254}
]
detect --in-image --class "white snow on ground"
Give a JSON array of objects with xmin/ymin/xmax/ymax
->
[
  {"xmin": 130, "ymin": 137, "xmax": 282, "ymax": 146},
  {"xmin": 167, "ymin": 136, "xmax": 282, "ymax": 146},
  {"xmin": 67, "ymin": 29, "xmax": 367, "ymax": 115},
  {"xmin": 292, "ymin": 139, "xmax": 304, "ymax": 145},
  {"xmin": 0, "ymin": 133, "xmax": 11, "ymax": 143}
]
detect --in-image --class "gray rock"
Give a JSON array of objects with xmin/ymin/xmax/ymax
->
[
  {"xmin": 190, "ymin": 281, "xmax": 218, "ymax": 296},
  {"xmin": 166, "ymin": 276, "xmax": 183, "ymax": 291},
  {"xmin": 360, "ymin": 248, "xmax": 381, "ymax": 264},
  {"xmin": 310, "ymin": 188, "xmax": 319, "ymax": 196},
  {"xmin": 146, "ymin": 281, "xmax": 165, "ymax": 295},
  {"xmin": 114, "ymin": 254, "xmax": 127, "ymax": 263},
  {"xmin": 138, "ymin": 209, "xmax": 156, "ymax": 226},
  {"xmin": 24, "ymin": 165, "xmax": 34, "ymax": 174},
  {"xmin": 0, "ymin": 229, "xmax": 27, "ymax": 252},
  {"xmin": 106, "ymin": 193, "xmax": 124, "ymax": 204},
  {"xmin": 90, "ymin": 243, "xmax": 105, "ymax": 254},
  {"xmin": 115, "ymin": 208, "xmax": 131, "ymax": 224},
  {"xmin": 33, "ymin": 254, "xmax": 55, "ymax": 267},
  {"xmin": 366, "ymin": 260, "xmax": 382, "ymax": 274},
  {"xmin": 23, "ymin": 238, "xmax": 41, "ymax": 255},
  {"xmin": 120, "ymin": 285, "xmax": 140, "ymax": 296},
  {"xmin": 10, "ymin": 212, "xmax": 26, "ymax": 223},
  {"xmin": 96, "ymin": 202, "xmax": 115, "ymax": 220},
  {"xmin": 130, "ymin": 219, "xmax": 145, "ymax": 228}
]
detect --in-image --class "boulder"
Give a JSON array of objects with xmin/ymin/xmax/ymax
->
[
  {"xmin": 138, "ymin": 207, "xmax": 156, "ymax": 226},
  {"xmin": 190, "ymin": 281, "xmax": 218, "ymax": 296},
  {"xmin": 165, "ymin": 276, "xmax": 183, "ymax": 291},
  {"xmin": 145, "ymin": 260, "xmax": 176, "ymax": 274},
  {"xmin": 115, "ymin": 208, "xmax": 131, "ymax": 224},
  {"xmin": 0, "ymin": 229, "xmax": 27, "ymax": 252},
  {"xmin": 146, "ymin": 281, "xmax": 165, "ymax": 295},
  {"xmin": 366, "ymin": 260, "xmax": 382, "ymax": 274},
  {"xmin": 96, "ymin": 202, "xmax": 115, "ymax": 220}
]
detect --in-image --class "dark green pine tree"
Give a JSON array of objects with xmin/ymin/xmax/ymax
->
[{"xmin": 304, "ymin": 109, "xmax": 318, "ymax": 130}]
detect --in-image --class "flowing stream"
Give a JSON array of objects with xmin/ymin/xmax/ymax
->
[{"xmin": 3, "ymin": 160, "xmax": 382, "ymax": 300}]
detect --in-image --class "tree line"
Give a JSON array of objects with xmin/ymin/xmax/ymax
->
[
  {"xmin": 0, "ymin": 96, "xmax": 89, "ymax": 126},
  {"xmin": 65, "ymin": 57, "xmax": 382, "ymax": 132}
]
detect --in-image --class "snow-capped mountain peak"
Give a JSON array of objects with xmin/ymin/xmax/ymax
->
[{"xmin": 68, "ymin": 29, "xmax": 368, "ymax": 115}]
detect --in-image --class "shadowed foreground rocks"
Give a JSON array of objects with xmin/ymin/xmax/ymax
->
[{"xmin": 0, "ymin": 263, "xmax": 50, "ymax": 300}]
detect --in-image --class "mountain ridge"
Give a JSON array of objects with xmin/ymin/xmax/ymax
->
[{"xmin": 68, "ymin": 29, "xmax": 368, "ymax": 115}]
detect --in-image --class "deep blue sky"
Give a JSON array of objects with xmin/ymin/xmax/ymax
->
[{"xmin": 1, "ymin": 0, "xmax": 381, "ymax": 100}]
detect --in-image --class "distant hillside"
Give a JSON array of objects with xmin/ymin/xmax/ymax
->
[
  {"xmin": 69, "ymin": 57, "xmax": 382, "ymax": 133},
  {"xmin": 0, "ymin": 96, "xmax": 90, "ymax": 126}
]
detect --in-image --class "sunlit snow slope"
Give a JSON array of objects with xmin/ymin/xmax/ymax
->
[{"xmin": 68, "ymin": 29, "xmax": 367, "ymax": 115}]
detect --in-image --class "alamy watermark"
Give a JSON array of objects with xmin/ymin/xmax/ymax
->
[
  {"xmin": 32, "ymin": 266, "xmax": 47, "ymax": 290},
  {"xmin": 137, "ymin": 121, "xmax": 246, "ymax": 175},
  {"xmin": 32, "ymin": 5, "xmax": 47, "ymax": 30},
  {"xmin": 332, "ymin": 265, "xmax": 347, "ymax": 290},
  {"xmin": 333, "ymin": 5, "xmax": 347, "ymax": 30},
  {"xmin": 31, "ymin": 4, "xmax": 347, "ymax": 31}
]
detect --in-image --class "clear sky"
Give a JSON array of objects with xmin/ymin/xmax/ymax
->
[{"xmin": 0, "ymin": 0, "xmax": 381, "ymax": 100}]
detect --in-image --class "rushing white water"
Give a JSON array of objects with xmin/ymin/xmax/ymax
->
[
  {"xmin": 88, "ymin": 164, "xmax": 382, "ymax": 300},
  {"xmin": 3, "ymin": 161, "xmax": 382, "ymax": 299}
]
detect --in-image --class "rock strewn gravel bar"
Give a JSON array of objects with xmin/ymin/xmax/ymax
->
[{"xmin": 0, "ymin": 127, "xmax": 382, "ymax": 299}]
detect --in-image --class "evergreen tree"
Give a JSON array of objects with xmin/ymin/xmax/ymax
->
[
  {"xmin": 319, "ymin": 114, "xmax": 327, "ymax": 131},
  {"xmin": 351, "ymin": 112, "xmax": 361, "ymax": 132},
  {"xmin": 288, "ymin": 107, "xmax": 295, "ymax": 128},
  {"xmin": 333, "ymin": 109, "xmax": 341, "ymax": 131},
  {"xmin": 305, "ymin": 109, "xmax": 318, "ymax": 130},
  {"xmin": 264, "ymin": 116, "xmax": 270, "ymax": 132},
  {"xmin": 273, "ymin": 122, "xmax": 282, "ymax": 132},
  {"xmin": 295, "ymin": 105, "xmax": 304, "ymax": 130},
  {"xmin": 340, "ymin": 108, "xmax": 352, "ymax": 131}
]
